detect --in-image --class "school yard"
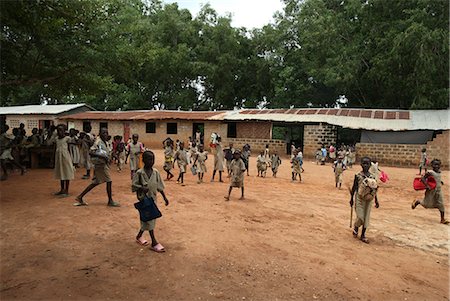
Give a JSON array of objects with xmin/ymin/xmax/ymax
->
[{"xmin": 0, "ymin": 149, "xmax": 449, "ymax": 301}]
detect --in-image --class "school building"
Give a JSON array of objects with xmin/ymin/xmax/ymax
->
[{"xmin": 58, "ymin": 108, "xmax": 450, "ymax": 168}]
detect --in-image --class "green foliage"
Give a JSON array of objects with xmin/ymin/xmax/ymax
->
[{"xmin": 1, "ymin": 0, "xmax": 448, "ymax": 110}]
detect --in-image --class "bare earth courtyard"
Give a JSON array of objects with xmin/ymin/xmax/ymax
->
[{"xmin": 1, "ymin": 149, "xmax": 449, "ymax": 300}]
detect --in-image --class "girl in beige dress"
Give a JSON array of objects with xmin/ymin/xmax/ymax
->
[
  {"xmin": 132, "ymin": 150, "xmax": 170, "ymax": 252},
  {"xmin": 193, "ymin": 144, "xmax": 208, "ymax": 184},
  {"xmin": 50, "ymin": 124, "xmax": 75, "ymax": 197},
  {"xmin": 224, "ymin": 150, "xmax": 246, "ymax": 201},
  {"xmin": 126, "ymin": 134, "xmax": 144, "ymax": 180},
  {"xmin": 211, "ymin": 137, "xmax": 224, "ymax": 182}
]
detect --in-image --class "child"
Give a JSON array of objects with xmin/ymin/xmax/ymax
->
[
  {"xmin": 193, "ymin": 144, "xmax": 208, "ymax": 184},
  {"xmin": 211, "ymin": 137, "xmax": 224, "ymax": 182},
  {"xmin": 114, "ymin": 136, "xmax": 126, "ymax": 172},
  {"xmin": 163, "ymin": 139, "xmax": 175, "ymax": 180},
  {"xmin": 412, "ymin": 159, "xmax": 448, "ymax": 224},
  {"xmin": 80, "ymin": 125, "xmax": 94, "ymax": 179},
  {"xmin": 333, "ymin": 157, "xmax": 346, "ymax": 189},
  {"xmin": 315, "ymin": 148, "xmax": 321, "ymax": 165},
  {"xmin": 132, "ymin": 150, "xmax": 169, "ymax": 252},
  {"xmin": 349, "ymin": 157, "xmax": 379, "ymax": 243},
  {"xmin": 242, "ymin": 144, "xmax": 251, "ymax": 176},
  {"xmin": 320, "ymin": 145, "xmax": 327, "ymax": 165},
  {"xmin": 173, "ymin": 141, "xmax": 188, "ymax": 185},
  {"xmin": 291, "ymin": 150, "xmax": 302, "ymax": 182},
  {"xmin": 126, "ymin": 134, "xmax": 144, "ymax": 179},
  {"xmin": 256, "ymin": 150, "xmax": 267, "ymax": 177},
  {"xmin": 347, "ymin": 147, "xmax": 356, "ymax": 168},
  {"xmin": 264, "ymin": 144, "xmax": 271, "ymax": 167},
  {"xmin": 50, "ymin": 124, "xmax": 75, "ymax": 197},
  {"xmin": 224, "ymin": 150, "xmax": 246, "ymax": 201},
  {"xmin": 271, "ymin": 151, "xmax": 281, "ymax": 178},
  {"xmin": 0, "ymin": 125, "xmax": 26, "ymax": 180},
  {"xmin": 224, "ymin": 142, "xmax": 235, "ymax": 177},
  {"xmin": 369, "ymin": 158, "xmax": 381, "ymax": 183},
  {"xmin": 68, "ymin": 128, "xmax": 81, "ymax": 167},
  {"xmin": 418, "ymin": 148, "xmax": 427, "ymax": 175},
  {"xmin": 74, "ymin": 128, "xmax": 120, "ymax": 207},
  {"xmin": 297, "ymin": 147, "xmax": 305, "ymax": 173}
]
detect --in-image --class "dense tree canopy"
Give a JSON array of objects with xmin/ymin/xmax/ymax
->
[{"xmin": 1, "ymin": 0, "xmax": 448, "ymax": 110}]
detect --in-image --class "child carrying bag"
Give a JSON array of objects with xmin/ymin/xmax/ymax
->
[
  {"xmin": 134, "ymin": 195, "xmax": 162, "ymax": 222},
  {"xmin": 413, "ymin": 176, "xmax": 436, "ymax": 191}
]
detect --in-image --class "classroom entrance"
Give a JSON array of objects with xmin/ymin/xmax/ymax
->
[
  {"xmin": 192, "ymin": 123, "xmax": 204, "ymax": 144},
  {"xmin": 272, "ymin": 123, "xmax": 304, "ymax": 155}
]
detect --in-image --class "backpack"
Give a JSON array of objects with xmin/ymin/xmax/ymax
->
[{"xmin": 358, "ymin": 176, "xmax": 378, "ymax": 201}]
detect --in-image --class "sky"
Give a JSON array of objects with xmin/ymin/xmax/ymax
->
[{"xmin": 163, "ymin": 0, "xmax": 284, "ymax": 29}]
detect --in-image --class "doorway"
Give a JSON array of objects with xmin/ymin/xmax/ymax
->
[{"xmin": 272, "ymin": 123, "xmax": 304, "ymax": 155}]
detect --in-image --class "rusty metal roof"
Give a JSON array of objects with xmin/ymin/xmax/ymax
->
[
  {"xmin": 61, "ymin": 110, "xmax": 227, "ymax": 121},
  {"xmin": 60, "ymin": 108, "xmax": 449, "ymax": 131}
]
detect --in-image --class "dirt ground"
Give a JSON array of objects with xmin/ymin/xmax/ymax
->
[{"xmin": 1, "ymin": 149, "xmax": 449, "ymax": 301}]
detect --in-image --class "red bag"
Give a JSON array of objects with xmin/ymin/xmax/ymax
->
[
  {"xmin": 379, "ymin": 171, "xmax": 389, "ymax": 183},
  {"xmin": 413, "ymin": 176, "xmax": 436, "ymax": 191}
]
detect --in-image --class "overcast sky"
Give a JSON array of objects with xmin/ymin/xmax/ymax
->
[{"xmin": 163, "ymin": 0, "xmax": 284, "ymax": 29}]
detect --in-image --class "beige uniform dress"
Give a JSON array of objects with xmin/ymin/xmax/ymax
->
[
  {"xmin": 80, "ymin": 133, "xmax": 93, "ymax": 170},
  {"xmin": 271, "ymin": 154, "xmax": 281, "ymax": 173},
  {"xmin": 257, "ymin": 155, "xmax": 267, "ymax": 172},
  {"xmin": 196, "ymin": 151, "xmax": 208, "ymax": 173},
  {"xmin": 214, "ymin": 143, "xmax": 224, "ymax": 171},
  {"xmin": 334, "ymin": 162, "xmax": 345, "ymax": 184},
  {"xmin": 90, "ymin": 138, "xmax": 112, "ymax": 184},
  {"xmin": 127, "ymin": 142, "xmax": 144, "ymax": 171},
  {"xmin": 69, "ymin": 136, "xmax": 80, "ymax": 165},
  {"xmin": 53, "ymin": 136, "xmax": 75, "ymax": 180},
  {"xmin": 163, "ymin": 146, "xmax": 174, "ymax": 172},
  {"xmin": 175, "ymin": 149, "xmax": 188, "ymax": 173},
  {"xmin": 354, "ymin": 172, "xmax": 377, "ymax": 228},
  {"xmin": 230, "ymin": 158, "xmax": 246, "ymax": 188},
  {"xmin": 420, "ymin": 171, "xmax": 444, "ymax": 212},
  {"xmin": 132, "ymin": 168, "xmax": 165, "ymax": 231}
]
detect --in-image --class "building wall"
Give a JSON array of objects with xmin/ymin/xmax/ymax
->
[
  {"xmin": 236, "ymin": 122, "xmax": 271, "ymax": 139},
  {"xmin": 6, "ymin": 114, "xmax": 56, "ymax": 132},
  {"xmin": 303, "ymin": 123, "xmax": 337, "ymax": 157},
  {"xmin": 221, "ymin": 137, "xmax": 285, "ymax": 155},
  {"xmin": 355, "ymin": 130, "xmax": 449, "ymax": 168}
]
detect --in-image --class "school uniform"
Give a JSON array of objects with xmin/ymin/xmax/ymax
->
[
  {"xmin": 257, "ymin": 155, "xmax": 267, "ymax": 172},
  {"xmin": 174, "ymin": 149, "xmax": 188, "ymax": 173},
  {"xmin": 271, "ymin": 154, "xmax": 281, "ymax": 173},
  {"xmin": 196, "ymin": 151, "xmax": 208, "ymax": 173},
  {"xmin": 334, "ymin": 161, "xmax": 345, "ymax": 184},
  {"xmin": 127, "ymin": 142, "xmax": 144, "ymax": 171},
  {"xmin": 214, "ymin": 143, "xmax": 224, "ymax": 171},
  {"xmin": 419, "ymin": 152, "xmax": 427, "ymax": 169},
  {"xmin": 354, "ymin": 172, "xmax": 377, "ymax": 229},
  {"xmin": 420, "ymin": 171, "xmax": 444, "ymax": 212},
  {"xmin": 292, "ymin": 158, "xmax": 301, "ymax": 174},
  {"xmin": 132, "ymin": 167, "xmax": 165, "ymax": 231},
  {"xmin": 69, "ymin": 136, "xmax": 80, "ymax": 165},
  {"xmin": 90, "ymin": 138, "xmax": 112, "ymax": 184},
  {"xmin": 230, "ymin": 158, "xmax": 246, "ymax": 188},
  {"xmin": 163, "ymin": 146, "xmax": 174, "ymax": 172},
  {"xmin": 53, "ymin": 135, "xmax": 75, "ymax": 181},
  {"xmin": 80, "ymin": 133, "xmax": 94, "ymax": 170}
]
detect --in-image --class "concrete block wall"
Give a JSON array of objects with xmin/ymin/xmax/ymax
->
[
  {"xmin": 355, "ymin": 131, "xmax": 449, "ymax": 169},
  {"xmin": 303, "ymin": 123, "xmax": 337, "ymax": 158},
  {"xmin": 221, "ymin": 138, "xmax": 285, "ymax": 155}
]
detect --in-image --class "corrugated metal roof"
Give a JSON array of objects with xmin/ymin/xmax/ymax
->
[
  {"xmin": 0, "ymin": 104, "xmax": 93, "ymax": 115},
  {"xmin": 62, "ymin": 110, "xmax": 227, "ymax": 121},
  {"xmin": 59, "ymin": 107, "xmax": 449, "ymax": 131},
  {"xmin": 220, "ymin": 109, "xmax": 449, "ymax": 131}
]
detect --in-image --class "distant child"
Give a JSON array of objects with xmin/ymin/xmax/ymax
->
[
  {"xmin": 291, "ymin": 150, "xmax": 302, "ymax": 182},
  {"xmin": 0, "ymin": 125, "xmax": 26, "ymax": 180},
  {"xmin": 50, "ymin": 124, "xmax": 75, "ymax": 197},
  {"xmin": 132, "ymin": 150, "xmax": 169, "ymax": 252},
  {"xmin": 412, "ymin": 159, "xmax": 448, "ymax": 224},
  {"xmin": 173, "ymin": 141, "xmax": 188, "ymax": 185},
  {"xmin": 271, "ymin": 151, "xmax": 281, "ymax": 177},
  {"xmin": 113, "ymin": 135, "xmax": 126, "ymax": 172},
  {"xmin": 315, "ymin": 148, "xmax": 321, "ymax": 165},
  {"xmin": 349, "ymin": 157, "xmax": 379, "ymax": 243},
  {"xmin": 68, "ymin": 128, "xmax": 81, "ymax": 167},
  {"xmin": 193, "ymin": 144, "xmax": 208, "ymax": 184},
  {"xmin": 224, "ymin": 142, "xmax": 235, "ymax": 177},
  {"xmin": 296, "ymin": 148, "xmax": 305, "ymax": 173},
  {"xmin": 264, "ymin": 144, "xmax": 271, "ymax": 167},
  {"xmin": 80, "ymin": 125, "xmax": 94, "ymax": 179},
  {"xmin": 242, "ymin": 144, "xmax": 251, "ymax": 176},
  {"xmin": 126, "ymin": 134, "xmax": 144, "ymax": 179},
  {"xmin": 320, "ymin": 146, "xmax": 327, "ymax": 165},
  {"xmin": 347, "ymin": 147, "xmax": 356, "ymax": 168},
  {"xmin": 188, "ymin": 141, "xmax": 198, "ymax": 164},
  {"xmin": 163, "ymin": 139, "xmax": 175, "ymax": 180},
  {"xmin": 418, "ymin": 148, "xmax": 428, "ymax": 175},
  {"xmin": 256, "ymin": 150, "xmax": 267, "ymax": 177},
  {"xmin": 211, "ymin": 137, "xmax": 224, "ymax": 182},
  {"xmin": 333, "ymin": 157, "xmax": 346, "ymax": 189},
  {"xmin": 290, "ymin": 143, "xmax": 296, "ymax": 156},
  {"xmin": 224, "ymin": 150, "xmax": 246, "ymax": 201}
]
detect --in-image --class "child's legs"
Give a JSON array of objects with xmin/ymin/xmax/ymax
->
[
  {"xmin": 77, "ymin": 183, "xmax": 98, "ymax": 200},
  {"xmin": 106, "ymin": 181, "xmax": 113, "ymax": 201},
  {"xmin": 60, "ymin": 180, "xmax": 65, "ymax": 192},
  {"xmin": 149, "ymin": 230, "xmax": 158, "ymax": 246},
  {"xmin": 241, "ymin": 187, "xmax": 244, "ymax": 197},
  {"xmin": 64, "ymin": 180, "xmax": 70, "ymax": 193}
]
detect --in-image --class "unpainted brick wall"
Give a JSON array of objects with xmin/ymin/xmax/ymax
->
[
  {"xmin": 236, "ymin": 122, "xmax": 271, "ymax": 139},
  {"xmin": 221, "ymin": 138, "xmax": 285, "ymax": 155}
]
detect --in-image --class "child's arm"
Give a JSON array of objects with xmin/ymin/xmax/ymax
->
[
  {"xmin": 374, "ymin": 195, "xmax": 379, "ymax": 208},
  {"xmin": 421, "ymin": 172, "xmax": 432, "ymax": 190}
]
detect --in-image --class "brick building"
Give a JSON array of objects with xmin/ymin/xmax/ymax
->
[{"xmin": 59, "ymin": 108, "xmax": 449, "ymax": 168}]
